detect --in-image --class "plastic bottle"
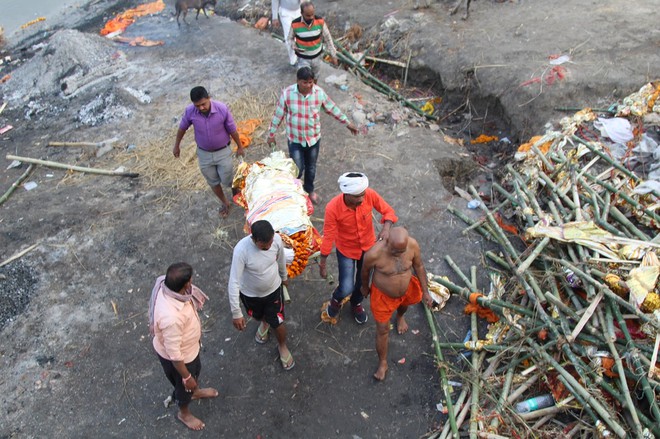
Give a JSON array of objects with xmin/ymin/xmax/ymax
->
[{"xmin": 514, "ymin": 394, "xmax": 555, "ymax": 414}]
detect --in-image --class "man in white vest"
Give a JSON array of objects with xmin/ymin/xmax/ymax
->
[{"xmin": 272, "ymin": 0, "xmax": 302, "ymax": 66}]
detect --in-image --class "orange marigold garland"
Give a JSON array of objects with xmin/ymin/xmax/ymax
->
[{"xmin": 280, "ymin": 231, "xmax": 309, "ymax": 278}]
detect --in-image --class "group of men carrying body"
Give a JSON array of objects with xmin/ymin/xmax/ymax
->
[{"xmin": 153, "ymin": 1, "xmax": 433, "ymax": 430}]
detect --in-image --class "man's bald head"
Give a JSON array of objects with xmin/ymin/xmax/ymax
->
[{"xmin": 388, "ymin": 227, "xmax": 409, "ymax": 254}]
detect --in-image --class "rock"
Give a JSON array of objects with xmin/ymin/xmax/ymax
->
[{"xmin": 352, "ymin": 110, "xmax": 367, "ymax": 125}]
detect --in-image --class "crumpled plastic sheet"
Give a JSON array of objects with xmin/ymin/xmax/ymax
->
[
  {"xmin": 525, "ymin": 219, "xmax": 660, "ymax": 261},
  {"xmin": 594, "ymin": 117, "xmax": 634, "ymax": 145}
]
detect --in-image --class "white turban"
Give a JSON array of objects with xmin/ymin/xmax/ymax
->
[{"xmin": 338, "ymin": 172, "xmax": 369, "ymax": 195}]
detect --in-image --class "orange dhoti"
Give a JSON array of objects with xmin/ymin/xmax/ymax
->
[{"xmin": 369, "ymin": 276, "xmax": 423, "ymax": 323}]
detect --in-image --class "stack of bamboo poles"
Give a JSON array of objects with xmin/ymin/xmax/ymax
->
[{"xmin": 425, "ymin": 93, "xmax": 660, "ymax": 438}]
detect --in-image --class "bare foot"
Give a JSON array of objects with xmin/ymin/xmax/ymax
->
[
  {"xmin": 192, "ymin": 387, "xmax": 219, "ymax": 400},
  {"xmin": 177, "ymin": 411, "xmax": 205, "ymax": 431},
  {"xmin": 219, "ymin": 203, "xmax": 231, "ymax": 218},
  {"xmin": 373, "ymin": 361, "xmax": 388, "ymax": 381},
  {"xmin": 396, "ymin": 315, "xmax": 409, "ymax": 334}
]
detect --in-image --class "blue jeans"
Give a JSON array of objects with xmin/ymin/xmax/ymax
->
[
  {"xmin": 331, "ymin": 249, "xmax": 364, "ymax": 306},
  {"xmin": 288, "ymin": 140, "xmax": 320, "ymax": 194}
]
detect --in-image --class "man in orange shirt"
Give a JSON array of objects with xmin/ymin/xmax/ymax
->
[{"xmin": 319, "ymin": 172, "xmax": 397, "ymax": 324}]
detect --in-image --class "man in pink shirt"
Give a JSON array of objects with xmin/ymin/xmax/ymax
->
[
  {"xmin": 319, "ymin": 172, "xmax": 397, "ymax": 324},
  {"xmin": 149, "ymin": 262, "xmax": 217, "ymax": 430}
]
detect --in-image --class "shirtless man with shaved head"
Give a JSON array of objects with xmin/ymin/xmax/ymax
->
[{"xmin": 360, "ymin": 227, "xmax": 433, "ymax": 381}]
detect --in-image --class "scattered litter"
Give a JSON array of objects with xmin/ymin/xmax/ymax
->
[
  {"xmin": 163, "ymin": 395, "xmax": 173, "ymax": 408},
  {"xmin": 0, "ymin": 125, "xmax": 13, "ymax": 134},
  {"xmin": 397, "ymin": 357, "xmax": 406, "ymax": 364},
  {"xmin": 20, "ymin": 17, "xmax": 46, "ymax": 29},
  {"xmin": 23, "ymin": 181, "xmax": 37, "ymax": 191},
  {"xmin": 411, "ymin": 329, "xmax": 419, "ymax": 335},
  {"xmin": 224, "ymin": 337, "xmax": 231, "ymax": 342},
  {"xmin": 467, "ymin": 199, "xmax": 480, "ymax": 209},
  {"xmin": 470, "ymin": 134, "xmax": 499, "ymax": 144},
  {"xmin": 548, "ymin": 54, "xmax": 570, "ymax": 65},
  {"xmin": 360, "ymin": 411, "xmax": 369, "ymax": 420},
  {"xmin": 117, "ymin": 418, "xmax": 126, "ymax": 425},
  {"xmin": 325, "ymin": 73, "xmax": 349, "ymax": 87},
  {"xmin": 45, "ymin": 174, "xmax": 54, "ymax": 178},
  {"xmin": 7, "ymin": 160, "xmax": 21, "ymax": 170},
  {"xmin": 219, "ymin": 349, "xmax": 224, "ymax": 356}
]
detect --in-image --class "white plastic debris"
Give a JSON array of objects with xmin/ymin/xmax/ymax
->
[
  {"xmin": 23, "ymin": 181, "xmax": 38, "ymax": 191},
  {"xmin": 549, "ymin": 55, "xmax": 570, "ymax": 65}
]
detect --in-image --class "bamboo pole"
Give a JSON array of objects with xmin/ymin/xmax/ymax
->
[
  {"xmin": 423, "ymin": 305, "xmax": 459, "ymax": 437},
  {"xmin": 582, "ymin": 171, "xmax": 660, "ymax": 225},
  {"xmin": 0, "ymin": 164, "xmax": 34, "ymax": 206},
  {"xmin": 447, "ymin": 205, "xmax": 496, "ymax": 242},
  {"xmin": 598, "ymin": 307, "xmax": 644, "ymax": 437},
  {"xmin": 0, "ymin": 243, "xmax": 39, "ymax": 268},
  {"xmin": 6, "ymin": 155, "xmax": 139, "ymax": 178},
  {"xmin": 526, "ymin": 337, "xmax": 628, "ymax": 438},
  {"xmin": 364, "ymin": 55, "xmax": 407, "ymax": 68},
  {"xmin": 608, "ymin": 299, "xmax": 660, "ymax": 423}
]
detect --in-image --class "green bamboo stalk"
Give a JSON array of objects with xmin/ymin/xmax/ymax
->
[
  {"xmin": 445, "ymin": 255, "xmax": 476, "ymax": 291},
  {"xmin": 582, "ymin": 171, "xmax": 660, "ymax": 226},
  {"xmin": 538, "ymin": 170, "xmax": 576, "ymax": 209},
  {"xmin": 432, "ymin": 276, "xmax": 534, "ymax": 318},
  {"xmin": 468, "ymin": 185, "xmax": 520, "ymax": 261},
  {"xmin": 608, "ymin": 299, "xmax": 660, "ymax": 423},
  {"xmin": 485, "ymin": 251, "xmax": 509, "ymax": 270},
  {"xmin": 424, "ymin": 305, "xmax": 459, "ymax": 438},
  {"xmin": 0, "ymin": 164, "xmax": 34, "ymax": 206},
  {"xmin": 469, "ymin": 316, "xmax": 482, "ymax": 439},
  {"xmin": 511, "ymin": 179, "xmax": 535, "ymax": 227},
  {"xmin": 507, "ymin": 165, "xmax": 544, "ymax": 217},
  {"xmin": 601, "ymin": 192, "xmax": 612, "ymax": 222},
  {"xmin": 447, "ymin": 205, "xmax": 497, "ymax": 242},
  {"xmin": 573, "ymin": 135, "xmax": 660, "ymax": 197},
  {"xmin": 526, "ymin": 337, "xmax": 628, "ymax": 438},
  {"xmin": 557, "ymin": 259, "xmax": 657, "ymax": 328},
  {"xmin": 488, "ymin": 357, "xmax": 520, "ymax": 432},
  {"xmin": 598, "ymin": 307, "xmax": 643, "ymax": 437},
  {"xmin": 516, "ymin": 237, "xmax": 550, "ymax": 275}
]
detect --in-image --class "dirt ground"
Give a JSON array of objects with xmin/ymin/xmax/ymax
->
[{"xmin": 0, "ymin": 0, "xmax": 658, "ymax": 437}]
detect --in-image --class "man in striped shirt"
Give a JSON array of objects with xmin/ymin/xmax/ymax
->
[
  {"xmin": 286, "ymin": 1, "xmax": 338, "ymax": 82},
  {"xmin": 266, "ymin": 67, "xmax": 358, "ymax": 204}
]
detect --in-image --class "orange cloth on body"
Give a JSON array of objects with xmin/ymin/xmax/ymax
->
[{"xmin": 370, "ymin": 275, "xmax": 423, "ymax": 323}]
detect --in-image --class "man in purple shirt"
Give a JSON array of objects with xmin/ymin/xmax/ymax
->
[{"xmin": 173, "ymin": 86, "xmax": 245, "ymax": 218}]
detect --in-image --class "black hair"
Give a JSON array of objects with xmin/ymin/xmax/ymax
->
[
  {"xmin": 164, "ymin": 262, "xmax": 193, "ymax": 292},
  {"xmin": 296, "ymin": 66, "xmax": 314, "ymax": 81},
  {"xmin": 346, "ymin": 172, "xmax": 365, "ymax": 178},
  {"xmin": 300, "ymin": 1, "xmax": 314, "ymax": 14},
  {"xmin": 251, "ymin": 220, "xmax": 275, "ymax": 243},
  {"xmin": 190, "ymin": 86, "xmax": 209, "ymax": 103}
]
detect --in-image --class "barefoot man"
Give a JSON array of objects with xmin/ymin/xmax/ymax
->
[
  {"xmin": 360, "ymin": 227, "xmax": 433, "ymax": 381},
  {"xmin": 149, "ymin": 262, "xmax": 218, "ymax": 430}
]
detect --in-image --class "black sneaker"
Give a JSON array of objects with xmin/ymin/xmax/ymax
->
[{"xmin": 352, "ymin": 304, "xmax": 368, "ymax": 324}]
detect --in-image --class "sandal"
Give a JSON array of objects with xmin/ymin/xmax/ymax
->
[
  {"xmin": 255, "ymin": 324, "xmax": 269, "ymax": 344},
  {"xmin": 279, "ymin": 351, "xmax": 295, "ymax": 371}
]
